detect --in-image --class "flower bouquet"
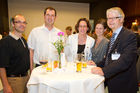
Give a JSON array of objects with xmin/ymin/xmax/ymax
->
[{"xmin": 52, "ymin": 32, "xmax": 64, "ymax": 68}]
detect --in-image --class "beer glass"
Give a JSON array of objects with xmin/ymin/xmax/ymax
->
[
  {"xmin": 46, "ymin": 58, "xmax": 52, "ymax": 72},
  {"xmin": 81, "ymin": 54, "xmax": 87, "ymax": 68},
  {"xmin": 75, "ymin": 54, "xmax": 82, "ymax": 72}
]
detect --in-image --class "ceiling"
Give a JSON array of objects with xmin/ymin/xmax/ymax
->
[{"xmin": 41, "ymin": 0, "xmax": 99, "ymax": 3}]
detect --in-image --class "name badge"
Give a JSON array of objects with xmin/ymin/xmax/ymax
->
[{"xmin": 111, "ymin": 52, "xmax": 120, "ymax": 60}]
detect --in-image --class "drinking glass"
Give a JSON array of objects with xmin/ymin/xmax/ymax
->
[
  {"xmin": 53, "ymin": 60, "xmax": 59, "ymax": 69},
  {"xmin": 46, "ymin": 58, "xmax": 53, "ymax": 72},
  {"xmin": 81, "ymin": 54, "xmax": 87, "ymax": 68},
  {"xmin": 39, "ymin": 56, "xmax": 48, "ymax": 68},
  {"xmin": 75, "ymin": 54, "xmax": 82, "ymax": 72}
]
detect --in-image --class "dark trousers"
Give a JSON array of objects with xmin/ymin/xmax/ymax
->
[{"xmin": 35, "ymin": 64, "xmax": 41, "ymax": 67}]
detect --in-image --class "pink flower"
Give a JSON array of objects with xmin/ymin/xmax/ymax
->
[{"xmin": 57, "ymin": 32, "xmax": 64, "ymax": 36}]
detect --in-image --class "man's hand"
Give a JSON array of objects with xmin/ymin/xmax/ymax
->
[
  {"xmin": 87, "ymin": 60, "xmax": 96, "ymax": 66},
  {"xmin": 3, "ymin": 84, "xmax": 13, "ymax": 93},
  {"xmin": 91, "ymin": 67, "xmax": 104, "ymax": 76}
]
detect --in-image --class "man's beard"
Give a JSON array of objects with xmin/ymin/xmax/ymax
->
[{"xmin": 15, "ymin": 27, "xmax": 25, "ymax": 33}]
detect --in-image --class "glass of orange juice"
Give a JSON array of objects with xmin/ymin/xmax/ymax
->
[{"xmin": 53, "ymin": 60, "xmax": 59, "ymax": 69}]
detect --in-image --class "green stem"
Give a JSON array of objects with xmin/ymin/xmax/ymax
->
[{"xmin": 59, "ymin": 54, "xmax": 61, "ymax": 68}]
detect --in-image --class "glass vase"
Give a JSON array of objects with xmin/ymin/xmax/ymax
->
[{"xmin": 58, "ymin": 54, "xmax": 61, "ymax": 68}]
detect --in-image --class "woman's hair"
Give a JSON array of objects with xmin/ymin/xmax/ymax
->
[
  {"xmin": 96, "ymin": 18, "xmax": 107, "ymax": 29},
  {"xmin": 75, "ymin": 18, "xmax": 91, "ymax": 33}
]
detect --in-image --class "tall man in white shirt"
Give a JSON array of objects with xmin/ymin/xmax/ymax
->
[{"xmin": 28, "ymin": 7, "xmax": 62, "ymax": 72}]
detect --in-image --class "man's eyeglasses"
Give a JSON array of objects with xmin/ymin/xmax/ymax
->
[
  {"xmin": 107, "ymin": 17, "xmax": 122, "ymax": 20},
  {"xmin": 14, "ymin": 21, "xmax": 27, "ymax": 25}
]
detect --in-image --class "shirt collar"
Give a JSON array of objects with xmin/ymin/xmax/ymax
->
[
  {"xmin": 113, "ymin": 26, "xmax": 122, "ymax": 39},
  {"xmin": 42, "ymin": 24, "xmax": 55, "ymax": 32},
  {"xmin": 9, "ymin": 32, "xmax": 20, "ymax": 40}
]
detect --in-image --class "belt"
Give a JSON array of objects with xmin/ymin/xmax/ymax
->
[{"xmin": 7, "ymin": 73, "xmax": 28, "ymax": 77}]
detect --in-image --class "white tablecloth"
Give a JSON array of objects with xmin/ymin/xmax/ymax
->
[{"xmin": 27, "ymin": 63, "xmax": 105, "ymax": 93}]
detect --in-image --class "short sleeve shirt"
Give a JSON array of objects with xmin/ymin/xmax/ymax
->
[
  {"xmin": 28, "ymin": 25, "xmax": 62, "ymax": 64},
  {"xmin": 0, "ymin": 34, "xmax": 30, "ymax": 75}
]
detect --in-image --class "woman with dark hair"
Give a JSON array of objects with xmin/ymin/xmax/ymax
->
[
  {"xmin": 91, "ymin": 18, "xmax": 109, "ymax": 64},
  {"xmin": 65, "ymin": 18, "xmax": 95, "ymax": 62}
]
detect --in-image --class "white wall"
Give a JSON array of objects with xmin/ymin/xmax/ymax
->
[{"xmin": 8, "ymin": 0, "xmax": 89, "ymax": 38}]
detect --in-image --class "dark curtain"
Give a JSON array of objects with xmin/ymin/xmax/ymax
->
[{"xmin": 0, "ymin": 0, "xmax": 9, "ymax": 37}]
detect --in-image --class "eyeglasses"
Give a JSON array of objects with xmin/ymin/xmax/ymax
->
[
  {"xmin": 107, "ymin": 17, "xmax": 122, "ymax": 20},
  {"xmin": 14, "ymin": 21, "xmax": 27, "ymax": 25}
]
